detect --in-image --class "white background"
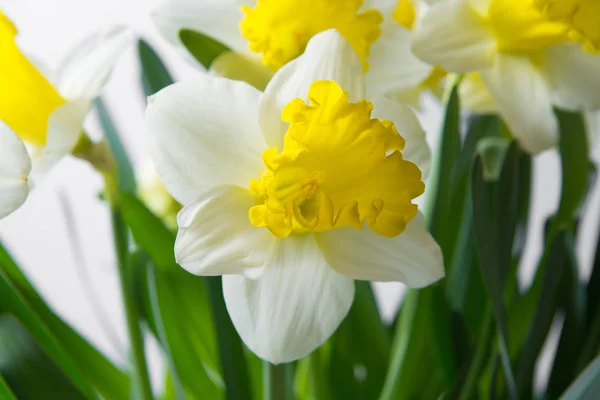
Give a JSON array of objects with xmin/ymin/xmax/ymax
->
[{"xmin": 1, "ymin": 0, "xmax": 599, "ymax": 393}]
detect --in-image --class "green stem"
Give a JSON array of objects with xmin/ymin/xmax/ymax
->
[
  {"xmin": 263, "ymin": 362, "xmax": 286, "ymax": 400},
  {"xmin": 110, "ymin": 207, "xmax": 153, "ymax": 400},
  {"xmin": 458, "ymin": 309, "xmax": 493, "ymax": 400}
]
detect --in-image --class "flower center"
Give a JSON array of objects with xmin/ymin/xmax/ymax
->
[
  {"xmin": 486, "ymin": 0, "xmax": 571, "ymax": 53},
  {"xmin": 240, "ymin": 0, "xmax": 383, "ymax": 71},
  {"xmin": 392, "ymin": 0, "xmax": 416, "ymax": 30},
  {"xmin": 0, "ymin": 11, "xmax": 65, "ymax": 147},
  {"xmin": 535, "ymin": 0, "xmax": 600, "ymax": 53},
  {"xmin": 249, "ymin": 80, "xmax": 424, "ymax": 238}
]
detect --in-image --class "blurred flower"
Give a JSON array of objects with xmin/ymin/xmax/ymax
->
[
  {"xmin": 535, "ymin": 0, "xmax": 600, "ymax": 54},
  {"xmin": 137, "ymin": 160, "xmax": 181, "ymax": 229},
  {"xmin": 412, "ymin": 0, "xmax": 600, "ymax": 154},
  {"xmin": 151, "ymin": 0, "xmax": 441, "ymax": 105},
  {"xmin": 0, "ymin": 11, "xmax": 133, "ymax": 218},
  {"xmin": 0, "ymin": 122, "xmax": 31, "ymax": 219},
  {"xmin": 146, "ymin": 30, "xmax": 444, "ymax": 363}
]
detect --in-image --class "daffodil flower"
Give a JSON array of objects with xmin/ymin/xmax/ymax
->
[
  {"xmin": 147, "ymin": 30, "xmax": 444, "ymax": 363},
  {"xmin": 0, "ymin": 122, "xmax": 31, "ymax": 219},
  {"xmin": 0, "ymin": 11, "xmax": 133, "ymax": 218},
  {"xmin": 151, "ymin": 0, "xmax": 435, "ymax": 102},
  {"xmin": 412, "ymin": 0, "xmax": 600, "ymax": 154}
]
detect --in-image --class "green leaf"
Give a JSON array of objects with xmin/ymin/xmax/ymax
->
[
  {"xmin": 0, "ymin": 371, "xmax": 17, "ymax": 400},
  {"xmin": 205, "ymin": 277, "xmax": 253, "ymax": 400},
  {"xmin": 426, "ymin": 77, "xmax": 462, "ymax": 245},
  {"xmin": 138, "ymin": 39, "xmax": 175, "ymax": 97},
  {"xmin": 547, "ymin": 232, "xmax": 587, "ymax": 397},
  {"xmin": 0, "ymin": 315, "xmax": 86, "ymax": 399},
  {"xmin": 0, "ymin": 271, "xmax": 99, "ymax": 399},
  {"xmin": 0, "ymin": 243, "xmax": 130, "ymax": 399},
  {"xmin": 95, "ymin": 97, "xmax": 136, "ymax": 193},
  {"xmin": 516, "ymin": 232, "xmax": 568, "ymax": 397},
  {"xmin": 180, "ymin": 29, "xmax": 230, "ymax": 69},
  {"xmin": 560, "ymin": 354, "xmax": 600, "ymax": 399},
  {"xmin": 120, "ymin": 193, "xmax": 177, "ymax": 270},
  {"xmin": 146, "ymin": 262, "xmax": 224, "ymax": 400},
  {"xmin": 119, "ymin": 193, "xmax": 224, "ymax": 398},
  {"xmin": 326, "ymin": 282, "xmax": 390, "ymax": 399},
  {"xmin": 380, "ymin": 285, "xmax": 455, "ymax": 400},
  {"xmin": 472, "ymin": 145, "xmax": 526, "ymax": 398},
  {"xmin": 554, "ymin": 109, "xmax": 590, "ymax": 229},
  {"xmin": 445, "ymin": 115, "xmax": 501, "ymax": 317},
  {"xmin": 577, "ymin": 214, "xmax": 600, "ymax": 373}
]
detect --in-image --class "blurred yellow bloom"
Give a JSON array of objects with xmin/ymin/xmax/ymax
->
[
  {"xmin": 240, "ymin": 0, "xmax": 382, "ymax": 70},
  {"xmin": 0, "ymin": 11, "xmax": 66, "ymax": 147},
  {"xmin": 535, "ymin": 0, "xmax": 600, "ymax": 53},
  {"xmin": 0, "ymin": 11, "xmax": 132, "ymax": 220},
  {"xmin": 151, "ymin": 0, "xmax": 434, "ymax": 105},
  {"xmin": 413, "ymin": 0, "xmax": 600, "ymax": 154}
]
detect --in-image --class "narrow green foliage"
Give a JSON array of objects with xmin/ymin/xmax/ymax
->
[
  {"xmin": 95, "ymin": 98, "xmax": 137, "ymax": 193},
  {"xmin": 0, "ymin": 316, "xmax": 86, "ymax": 399},
  {"xmin": 0, "ymin": 373, "xmax": 16, "ymax": 400},
  {"xmin": 326, "ymin": 282, "xmax": 390, "ymax": 399},
  {"xmin": 179, "ymin": 29, "xmax": 230, "ymax": 69},
  {"xmin": 560, "ymin": 355, "xmax": 600, "ymax": 399},
  {"xmin": 206, "ymin": 277, "xmax": 253, "ymax": 400},
  {"xmin": 0, "ymin": 242, "xmax": 130, "ymax": 399},
  {"xmin": 138, "ymin": 39, "xmax": 175, "ymax": 97},
  {"xmin": 472, "ymin": 143, "xmax": 529, "ymax": 398}
]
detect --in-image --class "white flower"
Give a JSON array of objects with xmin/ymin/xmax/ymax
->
[
  {"xmin": 150, "ymin": 0, "xmax": 436, "ymax": 103},
  {"xmin": 412, "ymin": 0, "xmax": 600, "ymax": 154},
  {"xmin": 147, "ymin": 30, "xmax": 444, "ymax": 363},
  {"xmin": 0, "ymin": 11, "xmax": 134, "ymax": 219},
  {"xmin": 0, "ymin": 122, "xmax": 31, "ymax": 219}
]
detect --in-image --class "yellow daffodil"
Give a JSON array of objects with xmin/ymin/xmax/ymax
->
[
  {"xmin": 151, "ymin": 0, "xmax": 435, "ymax": 104},
  {"xmin": 0, "ymin": 11, "xmax": 133, "ymax": 219},
  {"xmin": 412, "ymin": 0, "xmax": 600, "ymax": 154},
  {"xmin": 146, "ymin": 30, "xmax": 444, "ymax": 363}
]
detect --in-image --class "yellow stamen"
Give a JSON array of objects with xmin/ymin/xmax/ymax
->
[
  {"xmin": 249, "ymin": 80, "xmax": 424, "ymax": 238},
  {"xmin": 535, "ymin": 0, "xmax": 600, "ymax": 53},
  {"xmin": 0, "ymin": 11, "xmax": 65, "ymax": 147},
  {"xmin": 240, "ymin": 0, "xmax": 383, "ymax": 71}
]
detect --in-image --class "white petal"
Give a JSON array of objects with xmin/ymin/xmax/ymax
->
[
  {"xmin": 316, "ymin": 212, "xmax": 444, "ymax": 288},
  {"xmin": 366, "ymin": 23, "xmax": 433, "ymax": 96},
  {"xmin": 412, "ymin": 0, "xmax": 497, "ymax": 73},
  {"xmin": 146, "ymin": 74, "xmax": 267, "ymax": 205},
  {"xmin": 223, "ymin": 234, "xmax": 354, "ymax": 363},
  {"xmin": 151, "ymin": 0, "xmax": 249, "ymax": 56},
  {"xmin": 29, "ymin": 100, "xmax": 90, "ymax": 185},
  {"xmin": 0, "ymin": 121, "xmax": 31, "ymax": 219},
  {"xmin": 259, "ymin": 29, "xmax": 365, "ymax": 149},
  {"xmin": 369, "ymin": 94, "xmax": 432, "ymax": 178},
  {"xmin": 540, "ymin": 44, "xmax": 600, "ymax": 111},
  {"xmin": 55, "ymin": 26, "xmax": 134, "ymax": 100},
  {"xmin": 480, "ymin": 54, "xmax": 558, "ymax": 154},
  {"xmin": 175, "ymin": 185, "xmax": 275, "ymax": 279}
]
